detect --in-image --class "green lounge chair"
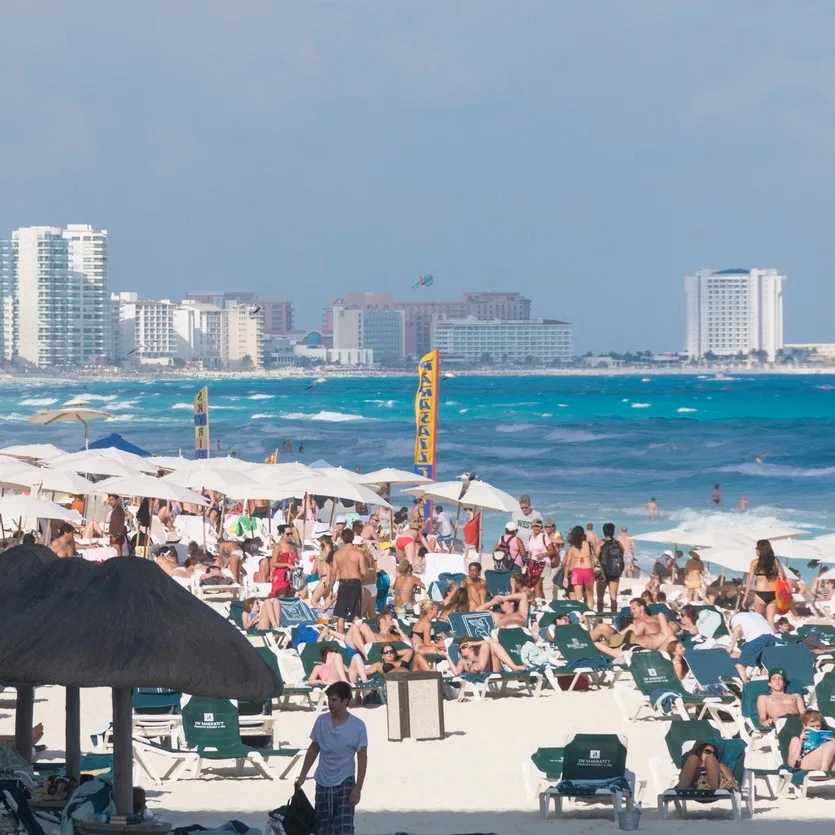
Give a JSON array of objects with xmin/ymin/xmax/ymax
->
[
  {"xmin": 547, "ymin": 600, "xmax": 591, "ymax": 616},
  {"xmin": 690, "ymin": 605, "xmax": 730, "ymax": 639},
  {"xmin": 484, "ymin": 569, "xmax": 513, "ymax": 598},
  {"xmin": 775, "ymin": 714, "xmax": 835, "ymax": 798},
  {"xmin": 522, "ymin": 746, "xmax": 564, "ymax": 809},
  {"xmin": 257, "ymin": 645, "xmax": 316, "ymax": 710},
  {"xmin": 540, "ymin": 733, "xmax": 635, "ymax": 820},
  {"xmin": 815, "ymin": 671, "xmax": 835, "ymax": 726},
  {"xmin": 619, "ymin": 651, "xmax": 734, "ymax": 723},
  {"xmin": 798, "ymin": 624, "xmax": 835, "ymax": 645},
  {"xmin": 655, "ymin": 722, "xmax": 751, "ymax": 819},
  {"xmin": 446, "ymin": 611, "xmax": 495, "ymax": 639},
  {"xmin": 760, "ymin": 644, "xmax": 815, "ymax": 688},
  {"xmin": 445, "ymin": 637, "xmax": 539, "ymax": 701},
  {"xmin": 133, "ymin": 696, "xmax": 300, "ymax": 784},
  {"xmin": 132, "ymin": 687, "xmax": 183, "ymax": 746},
  {"xmin": 550, "ymin": 624, "xmax": 623, "ymax": 690},
  {"xmin": 297, "ymin": 641, "xmax": 385, "ymax": 703}
]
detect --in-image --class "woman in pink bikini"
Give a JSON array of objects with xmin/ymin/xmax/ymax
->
[{"xmin": 562, "ymin": 525, "xmax": 597, "ymax": 609}]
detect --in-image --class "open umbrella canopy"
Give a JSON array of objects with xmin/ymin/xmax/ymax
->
[
  {"xmin": 53, "ymin": 448, "xmax": 157, "ymax": 474},
  {"xmin": 91, "ymin": 474, "xmax": 208, "ymax": 505},
  {"xmin": 162, "ymin": 468, "xmax": 277, "ymax": 500},
  {"xmin": 636, "ymin": 525, "xmax": 808, "ymax": 548},
  {"xmin": 0, "ymin": 443, "xmax": 67, "ymax": 461},
  {"xmin": 87, "ymin": 433, "xmax": 151, "ymax": 457},
  {"xmin": 274, "ymin": 474, "xmax": 393, "ymax": 507},
  {"xmin": 29, "ymin": 408, "xmax": 113, "ymax": 426},
  {"xmin": 0, "ymin": 557, "xmax": 283, "ymax": 700},
  {"xmin": 146, "ymin": 455, "xmax": 190, "ymax": 471},
  {"xmin": 0, "ymin": 458, "xmax": 44, "ymax": 484},
  {"xmin": 358, "ymin": 468, "xmax": 433, "ymax": 486},
  {"xmin": 169, "ymin": 456, "xmax": 255, "ymax": 474},
  {"xmin": 0, "ymin": 495, "xmax": 82, "ymax": 524},
  {"xmin": 48, "ymin": 451, "xmax": 146, "ymax": 477},
  {"xmin": 2, "ymin": 466, "xmax": 95, "ymax": 495},
  {"xmin": 403, "ymin": 479, "xmax": 520, "ymax": 513}
]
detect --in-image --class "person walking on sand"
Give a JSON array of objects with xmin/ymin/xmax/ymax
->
[
  {"xmin": 647, "ymin": 497, "xmax": 658, "ymax": 521},
  {"xmin": 618, "ymin": 525, "xmax": 636, "ymax": 577},
  {"xmin": 328, "ymin": 529, "xmax": 368, "ymax": 633},
  {"xmin": 295, "ymin": 681, "xmax": 368, "ymax": 835}
]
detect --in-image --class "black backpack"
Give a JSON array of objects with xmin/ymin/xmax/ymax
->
[
  {"xmin": 599, "ymin": 539, "xmax": 625, "ymax": 580},
  {"xmin": 269, "ymin": 789, "xmax": 316, "ymax": 835}
]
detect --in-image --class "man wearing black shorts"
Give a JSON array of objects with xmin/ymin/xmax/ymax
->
[{"xmin": 329, "ymin": 527, "xmax": 368, "ymax": 633}]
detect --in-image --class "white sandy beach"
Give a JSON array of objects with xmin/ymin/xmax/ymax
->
[{"xmin": 3, "ymin": 684, "xmax": 834, "ymax": 834}]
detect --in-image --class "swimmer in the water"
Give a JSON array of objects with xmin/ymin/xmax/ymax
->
[{"xmin": 748, "ymin": 453, "xmax": 774, "ymax": 465}]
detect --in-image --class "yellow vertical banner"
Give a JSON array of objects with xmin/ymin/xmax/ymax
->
[
  {"xmin": 414, "ymin": 350, "xmax": 439, "ymax": 480},
  {"xmin": 194, "ymin": 386, "xmax": 210, "ymax": 459}
]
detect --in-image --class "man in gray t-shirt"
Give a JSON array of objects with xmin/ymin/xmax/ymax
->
[
  {"xmin": 512, "ymin": 494, "xmax": 539, "ymax": 545},
  {"xmin": 296, "ymin": 681, "xmax": 368, "ymax": 835}
]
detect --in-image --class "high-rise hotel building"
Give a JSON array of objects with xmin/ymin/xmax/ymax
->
[{"xmin": 685, "ymin": 268, "xmax": 785, "ymax": 361}]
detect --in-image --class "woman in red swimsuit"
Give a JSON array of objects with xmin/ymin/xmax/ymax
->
[{"xmin": 269, "ymin": 524, "xmax": 299, "ymax": 598}]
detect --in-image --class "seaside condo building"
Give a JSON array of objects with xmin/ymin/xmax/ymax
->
[
  {"xmin": 685, "ymin": 268, "xmax": 785, "ymax": 361},
  {"xmin": 0, "ymin": 224, "xmax": 108, "ymax": 367},
  {"xmin": 431, "ymin": 317, "xmax": 573, "ymax": 365}
]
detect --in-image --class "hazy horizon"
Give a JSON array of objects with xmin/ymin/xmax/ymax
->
[{"xmin": 2, "ymin": 1, "xmax": 834, "ymax": 352}]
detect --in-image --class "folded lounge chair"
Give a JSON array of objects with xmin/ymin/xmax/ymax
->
[
  {"xmin": 654, "ymin": 721, "xmax": 752, "ymax": 819},
  {"xmin": 132, "ymin": 695, "xmax": 300, "ymax": 783},
  {"xmin": 537, "ymin": 733, "xmax": 635, "ymax": 821}
]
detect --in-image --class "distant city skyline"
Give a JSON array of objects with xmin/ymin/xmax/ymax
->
[{"xmin": 3, "ymin": 3, "xmax": 834, "ymax": 353}]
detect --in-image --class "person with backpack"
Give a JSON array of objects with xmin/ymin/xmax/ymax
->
[{"xmin": 596, "ymin": 522, "xmax": 625, "ymax": 613}]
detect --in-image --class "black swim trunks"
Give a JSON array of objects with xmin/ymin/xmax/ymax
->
[{"xmin": 334, "ymin": 579, "xmax": 363, "ymax": 622}]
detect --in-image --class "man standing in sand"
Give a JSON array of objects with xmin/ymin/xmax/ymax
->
[
  {"xmin": 585, "ymin": 523, "xmax": 600, "ymax": 554},
  {"xmin": 512, "ymin": 494, "xmax": 538, "ymax": 544},
  {"xmin": 296, "ymin": 681, "xmax": 368, "ymax": 835},
  {"xmin": 618, "ymin": 526, "xmax": 636, "ymax": 576},
  {"xmin": 647, "ymin": 497, "xmax": 658, "ymax": 521},
  {"xmin": 329, "ymin": 529, "xmax": 368, "ymax": 633}
]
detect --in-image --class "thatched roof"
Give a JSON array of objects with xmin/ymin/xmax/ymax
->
[
  {"xmin": 0, "ymin": 557, "xmax": 283, "ymax": 701},
  {"xmin": 0, "ymin": 543, "xmax": 57, "ymax": 591}
]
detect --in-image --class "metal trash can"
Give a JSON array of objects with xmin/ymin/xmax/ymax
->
[{"xmin": 385, "ymin": 671, "xmax": 445, "ymax": 741}]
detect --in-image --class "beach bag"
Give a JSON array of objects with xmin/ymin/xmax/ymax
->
[
  {"xmin": 599, "ymin": 540, "xmax": 625, "ymax": 581},
  {"xmin": 289, "ymin": 565, "xmax": 307, "ymax": 592},
  {"xmin": 269, "ymin": 789, "xmax": 316, "ymax": 835},
  {"xmin": 774, "ymin": 563, "xmax": 793, "ymax": 614}
]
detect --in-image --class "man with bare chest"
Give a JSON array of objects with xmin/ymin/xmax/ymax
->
[{"xmin": 329, "ymin": 528, "xmax": 368, "ymax": 633}]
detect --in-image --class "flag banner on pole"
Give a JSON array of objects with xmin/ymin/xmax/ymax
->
[{"xmin": 194, "ymin": 386, "xmax": 210, "ymax": 459}]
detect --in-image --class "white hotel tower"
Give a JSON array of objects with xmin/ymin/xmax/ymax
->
[{"xmin": 685, "ymin": 268, "xmax": 785, "ymax": 361}]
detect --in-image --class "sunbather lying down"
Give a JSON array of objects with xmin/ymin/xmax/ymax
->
[
  {"xmin": 590, "ymin": 598, "xmax": 676, "ymax": 657},
  {"xmin": 448, "ymin": 638, "xmax": 527, "ymax": 675},
  {"xmin": 0, "ymin": 723, "xmax": 44, "ymax": 750}
]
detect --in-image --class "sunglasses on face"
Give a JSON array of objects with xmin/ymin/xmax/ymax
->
[{"xmin": 382, "ymin": 649, "xmax": 395, "ymax": 655}]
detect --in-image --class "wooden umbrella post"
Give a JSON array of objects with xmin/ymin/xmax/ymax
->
[
  {"xmin": 112, "ymin": 686, "xmax": 134, "ymax": 815},
  {"xmin": 452, "ymin": 503, "xmax": 463, "ymax": 551},
  {"xmin": 65, "ymin": 686, "xmax": 81, "ymax": 784},
  {"xmin": 14, "ymin": 686, "xmax": 34, "ymax": 763}
]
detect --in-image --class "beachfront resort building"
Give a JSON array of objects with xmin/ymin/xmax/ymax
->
[
  {"xmin": 0, "ymin": 224, "xmax": 109, "ymax": 368},
  {"xmin": 332, "ymin": 304, "xmax": 406, "ymax": 362},
  {"xmin": 184, "ymin": 291, "xmax": 293, "ymax": 335},
  {"xmin": 432, "ymin": 317, "xmax": 573, "ymax": 365},
  {"xmin": 324, "ymin": 291, "xmax": 531, "ymax": 355},
  {"xmin": 685, "ymin": 268, "xmax": 785, "ymax": 361}
]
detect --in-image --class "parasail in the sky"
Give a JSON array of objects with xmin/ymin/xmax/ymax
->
[{"xmin": 412, "ymin": 273, "xmax": 434, "ymax": 289}]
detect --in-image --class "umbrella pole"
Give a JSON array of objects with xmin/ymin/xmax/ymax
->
[
  {"xmin": 112, "ymin": 686, "xmax": 133, "ymax": 815},
  {"xmin": 14, "ymin": 686, "xmax": 34, "ymax": 763},
  {"xmin": 82, "ymin": 418, "xmax": 89, "ymax": 450},
  {"xmin": 452, "ymin": 503, "xmax": 462, "ymax": 551},
  {"xmin": 65, "ymin": 686, "xmax": 81, "ymax": 783}
]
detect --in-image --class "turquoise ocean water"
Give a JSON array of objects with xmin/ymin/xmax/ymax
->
[{"xmin": 3, "ymin": 373, "xmax": 835, "ymax": 562}]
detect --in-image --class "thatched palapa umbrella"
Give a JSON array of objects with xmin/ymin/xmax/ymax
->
[
  {"xmin": 0, "ymin": 556, "xmax": 283, "ymax": 814},
  {"xmin": 0, "ymin": 544, "xmax": 58, "ymax": 766}
]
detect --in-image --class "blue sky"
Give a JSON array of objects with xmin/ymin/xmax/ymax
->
[{"xmin": 2, "ymin": 1, "xmax": 834, "ymax": 352}]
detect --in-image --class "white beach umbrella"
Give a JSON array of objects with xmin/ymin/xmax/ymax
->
[
  {"xmin": 91, "ymin": 475, "xmax": 209, "ymax": 505},
  {"xmin": 28, "ymin": 408, "xmax": 113, "ymax": 448},
  {"xmin": 162, "ymin": 468, "xmax": 278, "ymax": 500},
  {"xmin": 2, "ymin": 466, "xmax": 95, "ymax": 495},
  {"xmin": 272, "ymin": 474, "xmax": 392, "ymax": 508},
  {"xmin": 168, "ymin": 456, "xmax": 254, "ymax": 474},
  {"xmin": 358, "ymin": 468, "xmax": 434, "ymax": 486},
  {"xmin": 819, "ymin": 566, "xmax": 835, "ymax": 581},
  {"xmin": 146, "ymin": 455, "xmax": 191, "ymax": 471},
  {"xmin": 0, "ymin": 443, "xmax": 68, "ymax": 461},
  {"xmin": 78, "ymin": 447, "xmax": 157, "ymax": 474},
  {"xmin": 0, "ymin": 495, "xmax": 82, "ymax": 524},
  {"xmin": 0, "ymin": 458, "xmax": 44, "ymax": 483},
  {"xmin": 636, "ymin": 525, "xmax": 807, "ymax": 549},
  {"xmin": 403, "ymin": 479, "xmax": 520, "ymax": 513},
  {"xmin": 692, "ymin": 546, "xmax": 755, "ymax": 573},
  {"xmin": 311, "ymin": 466, "xmax": 365, "ymax": 482},
  {"xmin": 47, "ymin": 451, "xmax": 146, "ymax": 478}
]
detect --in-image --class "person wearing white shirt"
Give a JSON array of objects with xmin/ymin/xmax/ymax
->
[
  {"xmin": 296, "ymin": 681, "xmax": 368, "ymax": 835},
  {"xmin": 512, "ymin": 494, "xmax": 539, "ymax": 545},
  {"xmin": 433, "ymin": 505, "xmax": 454, "ymax": 551}
]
